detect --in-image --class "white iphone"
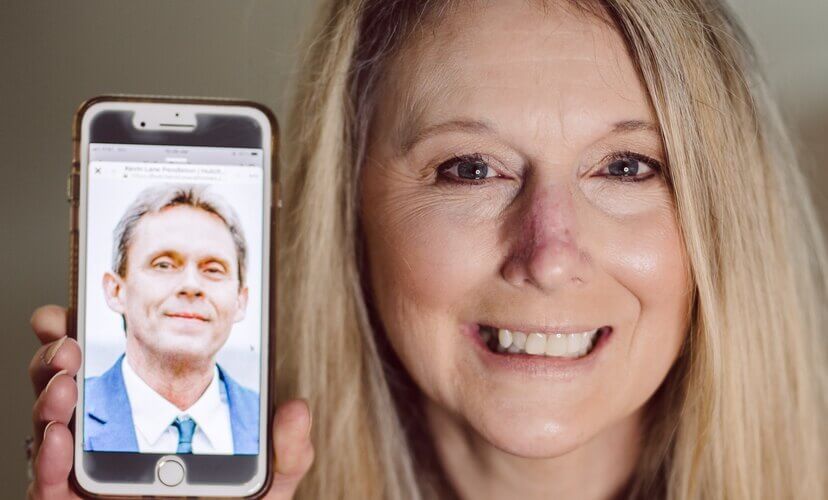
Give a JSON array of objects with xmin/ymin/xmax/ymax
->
[{"xmin": 68, "ymin": 95, "xmax": 277, "ymax": 498}]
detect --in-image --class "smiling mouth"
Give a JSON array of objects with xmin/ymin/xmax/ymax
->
[
  {"xmin": 165, "ymin": 312, "xmax": 209, "ymax": 322},
  {"xmin": 478, "ymin": 325, "xmax": 611, "ymax": 359}
]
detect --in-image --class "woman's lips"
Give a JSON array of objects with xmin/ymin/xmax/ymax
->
[{"xmin": 462, "ymin": 323, "xmax": 614, "ymax": 379}]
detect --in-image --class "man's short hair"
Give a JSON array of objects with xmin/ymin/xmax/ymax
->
[{"xmin": 112, "ymin": 184, "xmax": 248, "ymax": 287}]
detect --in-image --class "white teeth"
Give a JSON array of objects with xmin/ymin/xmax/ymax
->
[
  {"xmin": 512, "ymin": 331, "xmax": 527, "ymax": 350},
  {"xmin": 498, "ymin": 329, "xmax": 513, "ymax": 349},
  {"xmin": 580, "ymin": 332, "xmax": 592, "ymax": 355},
  {"xmin": 488, "ymin": 327, "xmax": 601, "ymax": 359},
  {"xmin": 545, "ymin": 333, "xmax": 568, "ymax": 356},
  {"xmin": 525, "ymin": 333, "xmax": 546, "ymax": 355},
  {"xmin": 567, "ymin": 333, "xmax": 588, "ymax": 355}
]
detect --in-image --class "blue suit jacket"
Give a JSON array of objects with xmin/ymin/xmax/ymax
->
[{"xmin": 84, "ymin": 354, "xmax": 259, "ymax": 454}]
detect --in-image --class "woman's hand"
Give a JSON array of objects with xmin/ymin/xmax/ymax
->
[
  {"xmin": 263, "ymin": 399, "xmax": 315, "ymax": 499},
  {"xmin": 28, "ymin": 305, "xmax": 81, "ymax": 499},
  {"xmin": 27, "ymin": 304, "xmax": 315, "ymax": 499}
]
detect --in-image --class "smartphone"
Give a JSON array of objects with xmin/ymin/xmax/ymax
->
[{"xmin": 67, "ymin": 95, "xmax": 277, "ymax": 498}]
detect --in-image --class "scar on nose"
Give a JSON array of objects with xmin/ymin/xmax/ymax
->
[
  {"xmin": 504, "ymin": 186, "xmax": 592, "ymax": 287},
  {"xmin": 526, "ymin": 188, "xmax": 575, "ymax": 239}
]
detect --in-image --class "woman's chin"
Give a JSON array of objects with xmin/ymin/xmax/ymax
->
[{"xmin": 472, "ymin": 413, "xmax": 594, "ymax": 459}]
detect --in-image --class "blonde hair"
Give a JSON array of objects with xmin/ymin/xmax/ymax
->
[{"xmin": 277, "ymin": 0, "xmax": 828, "ymax": 498}]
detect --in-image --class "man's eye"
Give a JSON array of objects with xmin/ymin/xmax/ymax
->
[
  {"xmin": 203, "ymin": 264, "xmax": 226, "ymax": 275},
  {"xmin": 437, "ymin": 154, "xmax": 498, "ymax": 182},
  {"xmin": 601, "ymin": 152, "xmax": 663, "ymax": 182},
  {"xmin": 153, "ymin": 260, "xmax": 175, "ymax": 270}
]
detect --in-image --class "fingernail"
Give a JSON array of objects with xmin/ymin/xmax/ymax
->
[
  {"xmin": 45, "ymin": 369, "xmax": 69, "ymax": 393},
  {"xmin": 43, "ymin": 420, "xmax": 57, "ymax": 441},
  {"xmin": 41, "ymin": 336, "xmax": 67, "ymax": 366}
]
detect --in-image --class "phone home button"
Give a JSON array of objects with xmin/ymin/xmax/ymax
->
[{"xmin": 157, "ymin": 457, "xmax": 185, "ymax": 487}]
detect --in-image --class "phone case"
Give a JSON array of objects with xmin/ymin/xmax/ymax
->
[{"xmin": 68, "ymin": 94, "xmax": 279, "ymax": 499}]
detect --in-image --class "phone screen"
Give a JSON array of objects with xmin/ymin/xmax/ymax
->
[{"xmin": 76, "ymin": 105, "xmax": 271, "ymax": 490}]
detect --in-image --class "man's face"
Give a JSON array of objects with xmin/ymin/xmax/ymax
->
[{"xmin": 104, "ymin": 204, "xmax": 248, "ymax": 365}]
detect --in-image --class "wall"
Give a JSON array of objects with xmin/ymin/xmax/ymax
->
[{"xmin": 1, "ymin": 1, "xmax": 825, "ymax": 497}]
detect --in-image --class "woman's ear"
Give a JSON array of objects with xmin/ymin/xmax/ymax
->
[
  {"xmin": 234, "ymin": 286, "xmax": 249, "ymax": 323},
  {"xmin": 102, "ymin": 272, "xmax": 127, "ymax": 314}
]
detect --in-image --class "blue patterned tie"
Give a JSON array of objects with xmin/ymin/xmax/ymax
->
[{"xmin": 172, "ymin": 416, "xmax": 197, "ymax": 454}]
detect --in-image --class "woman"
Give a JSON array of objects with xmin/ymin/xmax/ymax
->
[{"xmin": 27, "ymin": 0, "xmax": 827, "ymax": 498}]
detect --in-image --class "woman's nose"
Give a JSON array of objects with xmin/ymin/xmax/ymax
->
[{"xmin": 500, "ymin": 184, "xmax": 592, "ymax": 291}]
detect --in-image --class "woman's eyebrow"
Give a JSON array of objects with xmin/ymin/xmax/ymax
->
[
  {"xmin": 396, "ymin": 117, "xmax": 658, "ymax": 154},
  {"xmin": 611, "ymin": 119, "xmax": 658, "ymax": 134},
  {"xmin": 397, "ymin": 118, "xmax": 496, "ymax": 155}
]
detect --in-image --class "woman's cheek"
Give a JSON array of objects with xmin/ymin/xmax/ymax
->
[
  {"xmin": 579, "ymin": 181, "xmax": 684, "ymax": 294},
  {"xmin": 362, "ymin": 189, "xmax": 506, "ymax": 397},
  {"xmin": 368, "ymin": 189, "xmax": 502, "ymax": 313},
  {"xmin": 594, "ymin": 202, "xmax": 691, "ymax": 362},
  {"xmin": 629, "ymin": 207, "xmax": 686, "ymax": 296}
]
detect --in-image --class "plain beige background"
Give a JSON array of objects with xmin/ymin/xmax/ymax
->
[{"xmin": 2, "ymin": 1, "xmax": 825, "ymax": 497}]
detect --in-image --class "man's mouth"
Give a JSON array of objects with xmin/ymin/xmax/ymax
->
[
  {"xmin": 165, "ymin": 312, "xmax": 210, "ymax": 322},
  {"xmin": 478, "ymin": 324, "xmax": 611, "ymax": 359}
]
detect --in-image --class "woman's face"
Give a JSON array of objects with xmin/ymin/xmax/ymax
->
[{"xmin": 361, "ymin": 0, "xmax": 691, "ymax": 457}]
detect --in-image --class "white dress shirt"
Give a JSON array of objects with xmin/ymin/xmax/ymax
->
[{"xmin": 121, "ymin": 357, "xmax": 234, "ymax": 454}]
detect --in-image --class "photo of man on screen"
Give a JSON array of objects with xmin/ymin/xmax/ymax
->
[{"xmin": 84, "ymin": 184, "xmax": 259, "ymax": 455}]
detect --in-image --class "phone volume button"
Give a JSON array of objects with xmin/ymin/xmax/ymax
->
[
  {"xmin": 274, "ymin": 181, "xmax": 282, "ymax": 209},
  {"xmin": 67, "ymin": 172, "xmax": 79, "ymax": 203}
]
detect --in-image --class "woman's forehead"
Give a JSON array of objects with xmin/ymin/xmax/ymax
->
[{"xmin": 374, "ymin": 0, "xmax": 656, "ymax": 156}]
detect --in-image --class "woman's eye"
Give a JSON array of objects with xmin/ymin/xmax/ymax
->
[
  {"xmin": 437, "ymin": 154, "xmax": 498, "ymax": 182},
  {"xmin": 601, "ymin": 153, "xmax": 662, "ymax": 182}
]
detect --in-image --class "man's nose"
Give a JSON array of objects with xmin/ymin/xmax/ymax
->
[
  {"xmin": 500, "ymin": 184, "xmax": 593, "ymax": 291},
  {"xmin": 177, "ymin": 263, "xmax": 205, "ymax": 298}
]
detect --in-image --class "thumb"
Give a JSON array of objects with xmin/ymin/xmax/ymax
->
[{"xmin": 264, "ymin": 399, "xmax": 314, "ymax": 499}]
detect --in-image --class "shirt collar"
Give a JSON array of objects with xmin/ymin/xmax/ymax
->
[
  {"xmin": 121, "ymin": 357, "xmax": 226, "ymax": 449},
  {"xmin": 184, "ymin": 366, "xmax": 228, "ymax": 448}
]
